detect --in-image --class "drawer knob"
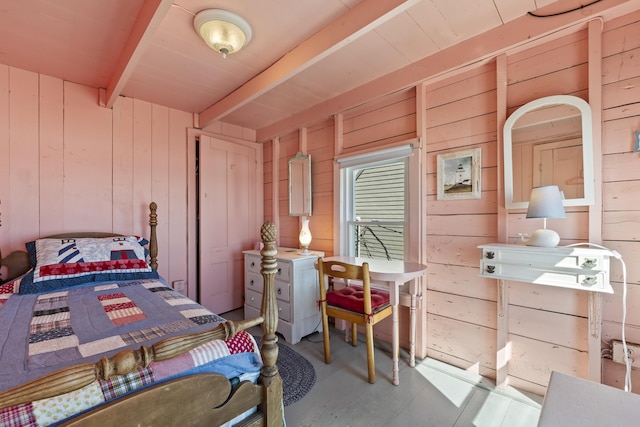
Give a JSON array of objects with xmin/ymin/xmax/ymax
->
[
  {"xmin": 277, "ymin": 267, "xmax": 282, "ymax": 275},
  {"xmin": 486, "ymin": 265, "xmax": 495, "ymax": 274},
  {"xmin": 250, "ymin": 279, "xmax": 255, "ymax": 286},
  {"xmin": 581, "ymin": 258, "xmax": 597, "ymax": 269},
  {"xmin": 582, "ymin": 276, "xmax": 598, "ymax": 286},
  {"xmin": 250, "ymin": 261, "xmax": 255, "ymax": 268},
  {"xmin": 277, "ymin": 288, "xmax": 282, "ymax": 295},
  {"xmin": 486, "ymin": 251, "xmax": 495, "ymax": 260}
]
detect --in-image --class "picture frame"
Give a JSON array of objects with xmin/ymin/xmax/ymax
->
[{"xmin": 437, "ymin": 148, "xmax": 481, "ymax": 200}]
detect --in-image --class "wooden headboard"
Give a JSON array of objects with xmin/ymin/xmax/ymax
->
[{"xmin": 0, "ymin": 202, "xmax": 159, "ymax": 284}]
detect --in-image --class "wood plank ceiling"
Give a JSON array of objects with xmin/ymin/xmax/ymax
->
[{"xmin": 0, "ymin": 0, "xmax": 634, "ymax": 140}]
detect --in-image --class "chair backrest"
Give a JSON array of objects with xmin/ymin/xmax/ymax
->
[
  {"xmin": 318, "ymin": 259, "xmax": 373, "ymax": 314},
  {"xmin": 318, "ymin": 259, "xmax": 369, "ymax": 283}
]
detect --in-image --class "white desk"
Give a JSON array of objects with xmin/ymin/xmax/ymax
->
[{"xmin": 321, "ymin": 256, "xmax": 427, "ymax": 385}]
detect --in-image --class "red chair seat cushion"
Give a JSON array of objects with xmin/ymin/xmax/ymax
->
[{"xmin": 326, "ymin": 285, "xmax": 390, "ymax": 313}]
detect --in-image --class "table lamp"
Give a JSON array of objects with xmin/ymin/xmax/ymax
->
[
  {"xmin": 525, "ymin": 185, "xmax": 566, "ymax": 247},
  {"xmin": 299, "ymin": 219, "xmax": 312, "ymax": 254}
]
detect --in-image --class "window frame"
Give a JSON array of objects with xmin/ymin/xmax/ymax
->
[{"xmin": 339, "ymin": 153, "xmax": 409, "ymax": 259}]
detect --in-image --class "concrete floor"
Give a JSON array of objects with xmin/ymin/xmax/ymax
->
[{"xmin": 223, "ymin": 308, "xmax": 543, "ymax": 427}]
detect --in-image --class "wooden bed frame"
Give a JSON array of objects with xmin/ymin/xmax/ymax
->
[{"xmin": 0, "ymin": 202, "xmax": 283, "ymax": 426}]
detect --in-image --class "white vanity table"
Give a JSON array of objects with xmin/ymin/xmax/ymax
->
[
  {"xmin": 479, "ymin": 243, "xmax": 616, "ymax": 386},
  {"xmin": 478, "ymin": 244, "xmax": 614, "ymax": 294}
]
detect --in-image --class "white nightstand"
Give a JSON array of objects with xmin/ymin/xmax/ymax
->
[{"xmin": 243, "ymin": 248, "xmax": 324, "ymax": 344}]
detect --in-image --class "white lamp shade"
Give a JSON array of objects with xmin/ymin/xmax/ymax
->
[
  {"xmin": 524, "ymin": 185, "xmax": 565, "ymax": 247},
  {"xmin": 526, "ymin": 185, "xmax": 566, "ymax": 219},
  {"xmin": 194, "ymin": 9, "xmax": 252, "ymax": 57}
]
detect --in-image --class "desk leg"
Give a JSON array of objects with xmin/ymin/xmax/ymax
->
[
  {"xmin": 392, "ymin": 304, "xmax": 400, "ymax": 385},
  {"xmin": 409, "ymin": 292, "xmax": 416, "ymax": 367}
]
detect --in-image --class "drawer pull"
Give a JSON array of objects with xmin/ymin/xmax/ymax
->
[
  {"xmin": 250, "ymin": 279, "xmax": 255, "ymax": 287},
  {"xmin": 486, "ymin": 265, "xmax": 495, "ymax": 274},
  {"xmin": 277, "ymin": 288, "xmax": 282, "ymax": 295},
  {"xmin": 486, "ymin": 251, "xmax": 495, "ymax": 260},
  {"xmin": 250, "ymin": 261, "xmax": 256, "ymax": 268},
  {"xmin": 581, "ymin": 258, "xmax": 597, "ymax": 269},
  {"xmin": 277, "ymin": 267, "xmax": 282, "ymax": 275},
  {"xmin": 582, "ymin": 276, "xmax": 598, "ymax": 287}
]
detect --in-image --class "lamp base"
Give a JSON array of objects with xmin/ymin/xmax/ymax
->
[
  {"xmin": 526, "ymin": 228, "xmax": 560, "ymax": 247},
  {"xmin": 298, "ymin": 247, "xmax": 310, "ymax": 255}
]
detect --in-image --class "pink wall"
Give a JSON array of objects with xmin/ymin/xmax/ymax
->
[
  {"xmin": 266, "ymin": 10, "xmax": 640, "ymax": 395},
  {"xmin": 2, "ymin": 8, "xmax": 640, "ymax": 398},
  {"xmin": 0, "ymin": 68, "xmax": 192, "ymax": 284}
]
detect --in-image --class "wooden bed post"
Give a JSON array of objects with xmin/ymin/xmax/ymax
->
[
  {"xmin": 259, "ymin": 222, "xmax": 283, "ymax": 426},
  {"xmin": 148, "ymin": 202, "xmax": 158, "ymax": 270}
]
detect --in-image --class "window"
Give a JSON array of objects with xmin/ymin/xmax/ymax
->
[{"xmin": 340, "ymin": 155, "xmax": 407, "ymax": 261}]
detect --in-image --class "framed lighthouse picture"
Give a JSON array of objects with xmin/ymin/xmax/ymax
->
[{"xmin": 437, "ymin": 148, "xmax": 481, "ymax": 200}]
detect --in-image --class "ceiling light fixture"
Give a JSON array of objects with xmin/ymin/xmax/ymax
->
[{"xmin": 194, "ymin": 9, "xmax": 252, "ymax": 58}]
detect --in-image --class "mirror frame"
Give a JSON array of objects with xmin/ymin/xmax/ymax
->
[
  {"xmin": 289, "ymin": 151, "xmax": 312, "ymax": 216},
  {"xmin": 504, "ymin": 95, "xmax": 594, "ymax": 209}
]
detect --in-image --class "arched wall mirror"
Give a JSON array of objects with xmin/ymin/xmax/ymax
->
[
  {"xmin": 289, "ymin": 152, "xmax": 312, "ymax": 216},
  {"xmin": 504, "ymin": 95, "xmax": 595, "ymax": 209}
]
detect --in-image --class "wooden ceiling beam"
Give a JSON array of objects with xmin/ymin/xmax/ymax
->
[
  {"xmin": 198, "ymin": 0, "xmax": 422, "ymax": 128},
  {"xmin": 103, "ymin": 0, "xmax": 173, "ymax": 109},
  {"xmin": 256, "ymin": 0, "xmax": 636, "ymax": 141}
]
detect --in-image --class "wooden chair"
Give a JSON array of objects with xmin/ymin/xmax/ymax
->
[{"xmin": 318, "ymin": 258, "xmax": 392, "ymax": 383}]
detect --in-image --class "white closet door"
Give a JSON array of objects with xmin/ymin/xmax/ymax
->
[{"xmin": 199, "ymin": 135, "xmax": 257, "ymax": 314}]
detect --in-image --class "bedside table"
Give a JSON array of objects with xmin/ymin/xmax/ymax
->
[{"xmin": 243, "ymin": 248, "xmax": 324, "ymax": 344}]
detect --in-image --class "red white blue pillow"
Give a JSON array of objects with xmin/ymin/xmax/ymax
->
[{"xmin": 19, "ymin": 236, "xmax": 158, "ymax": 294}]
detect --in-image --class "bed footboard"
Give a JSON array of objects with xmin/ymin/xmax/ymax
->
[
  {"xmin": 256, "ymin": 221, "xmax": 284, "ymax": 426},
  {"xmin": 0, "ymin": 317, "xmax": 263, "ymax": 411}
]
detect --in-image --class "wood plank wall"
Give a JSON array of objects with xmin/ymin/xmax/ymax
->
[
  {"xmin": 425, "ymin": 62, "xmax": 500, "ymax": 380},
  {"xmin": 0, "ymin": 70, "xmax": 191, "ymax": 286},
  {"xmin": 502, "ymin": 28, "xmax": 592, "ymax": 395},
  {"xmin": 265, "ymin": 10, "xmax": 640, "ymax": 395},
  {"xmin": 306, "ymin": 118, "xmax": 335, "ymax": 256},
  {"xmin": 600, "ymin": 10, "xmax": 640, "ymax": 390}
]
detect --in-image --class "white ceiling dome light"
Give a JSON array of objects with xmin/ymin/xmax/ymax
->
[{"xmin": 194, "ymin": 9, "xmax": 252, "ymax": 58}]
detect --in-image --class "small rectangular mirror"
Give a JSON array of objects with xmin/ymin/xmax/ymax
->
[{"xmin": 289, "ymin": 152, "xmax": 312, "ymax": 216}]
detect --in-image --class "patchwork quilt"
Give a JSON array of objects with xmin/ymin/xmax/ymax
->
[{"xmin": 0, "ymin": 277, "xmax": 261, "ymax": 426}]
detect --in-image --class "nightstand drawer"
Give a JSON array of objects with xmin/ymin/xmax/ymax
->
[
  {"xmin": 277, "ymin": 299, "xmax": 291, "ymax": 322},
  {"xmin": 245, "ymin": 272, "xmax": 263, "ymax": 293},
  {"xmin": 245, "ymin": 255, "xmax": 261, "ymax": 274},
  {"xmin": 245, "ymin": 288, "xmax": 262, "ymax": 311},
  {"xmin": 275, "ymin": 281, "xmax": 290, "ymax": 303},
  {"xmin": 275, "ymin": 261, "xmax": 290, "ymax": 282}
]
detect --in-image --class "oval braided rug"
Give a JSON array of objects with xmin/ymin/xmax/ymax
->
[
  {"xmin": 255, "ymin": 337, "xmax": 316, "ymax": 406},
  {"xmin": 277, "ymin": 341, "xmax": 316, "ymax": 406}
]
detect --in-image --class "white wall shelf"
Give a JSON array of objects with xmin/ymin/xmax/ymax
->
[{"xmin": 479, "ymin": 244, "xmax": 613, "ymax": 294}]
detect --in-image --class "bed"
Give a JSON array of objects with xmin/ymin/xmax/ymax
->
[{"xmin": 0, "ymin": 202, "xmax": 283, "ymax": 426}]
